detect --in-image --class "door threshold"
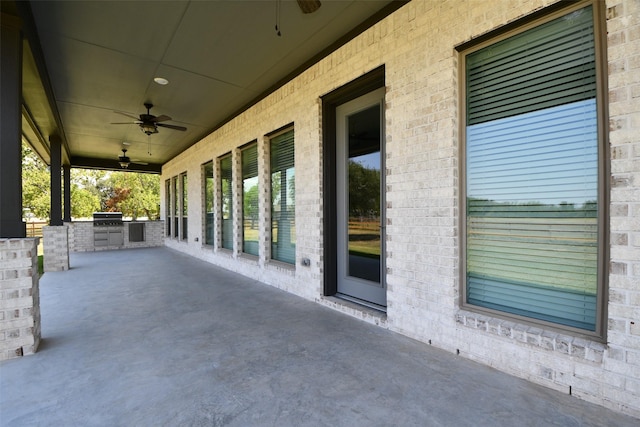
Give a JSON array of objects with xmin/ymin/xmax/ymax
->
[
  {"xmin": 335, "ymin": 293, "xmax": 387, "ymax": 313},
  {"xmin": 319, "ymin": 295, "xmax": 388, "ymax": 328}
]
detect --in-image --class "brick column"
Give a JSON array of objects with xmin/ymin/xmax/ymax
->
[
  {"xmin": 43, "ymin": 225, "xmax": 69, "ymax": 272},
  {"xmin": 0, "ymin": 238, "xmax": 41, "ymax": 361}
]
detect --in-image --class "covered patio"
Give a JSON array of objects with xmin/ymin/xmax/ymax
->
[{"xmin": 1, "ymin": 247, "xmax": 636, "ymax": 426}]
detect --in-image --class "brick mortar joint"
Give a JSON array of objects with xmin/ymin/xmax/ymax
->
[{"xmin": 456, "ymin": 310, "xmax": 607, "ymax": 363}]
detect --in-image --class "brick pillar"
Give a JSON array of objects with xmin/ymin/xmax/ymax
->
[
  {"xmin": 0, "ymin": 238, "xmax": 41, "ymax": 361},
  {"xmin": 43, "ymin": 225, "xmax": 69, "ymax": 272}
]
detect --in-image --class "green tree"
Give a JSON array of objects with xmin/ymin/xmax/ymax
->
[
  {"xmin": 70, "ymin": 183, "xmax": 101, "ymax": 218},
  {"xmin": 22, "ymin": 143, "xmax": 51, "ymax": 220},
  {"xmin": 243, "ymin": 183, "xmax": 259, "ymax": 227},
  {"xmin": 348, "ymin": 160, "xmax": 380, "ymax": 219},
  {"xmin": 22, "ymin": 143, "xmax": 159, "ymax": 220},
  {"xmin": 71, "ymin": 169, "xmax": 109, "ymax": 210},
  {"xmin": 105, "ymin": 172, "xmax": 160, "ymax": 219}
]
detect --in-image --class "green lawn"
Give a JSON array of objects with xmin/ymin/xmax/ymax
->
[{"xmin": 348, "ymin": 219, "xmax": 380, "ymax": 257}]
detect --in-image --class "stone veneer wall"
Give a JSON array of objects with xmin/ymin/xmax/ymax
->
[
  {"xmin": 0, "ymin": 238, "xmax": 41, "ymax": 361},
  {"xmin": 161, "ymin": 0, "xmax": 640, "ymax": 418},
  {"xmin": 67, "ymin": 221, "xmax": 164, "ymax": 252}
]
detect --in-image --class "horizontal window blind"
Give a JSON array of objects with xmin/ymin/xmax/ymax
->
[
  {"xmin": 220, "ymin": 154, "xmax": 233, "ymax": 250},
  {"xmin": 467, "ymin": 100, "xmax": 598, "ymax": 205},
  {"xmin": 181, "ymin": 173, "xmax": 188, "ymax": 240},
  {"xmin": 165, "ymin": 179, "xmax": 171, "ymax": 237},
  {"xmin": 242, "ymin": 144, "xmax": 259, "ymax": 256},
  {"xmin": 467, "ymin": 6, "xmax": 595, "ymax": 125},
  {"xmin": 465, "ymin": 6, "xmax": 599, "ymax": 331},
  {"xmin": 271, "ymin": 130, "xmax": 295, "ymax": 264},
  {"xmin": 172, "ymin": 177, "xmax": 179, "ymax": 238},
  {"xmin": 203, "ymin": 161, "xmax": 214, "ymax": 246}
]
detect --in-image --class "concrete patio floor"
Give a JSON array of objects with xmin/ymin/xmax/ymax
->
[{"xmin": 1, "ymin": 247, "xmax": 637, "ymax": 426}]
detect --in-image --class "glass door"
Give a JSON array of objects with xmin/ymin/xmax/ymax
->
[{"xmin": 336, "ymin": 88, "xmax": 386, "ymax": 308}]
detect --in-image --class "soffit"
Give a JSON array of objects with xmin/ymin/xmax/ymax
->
[{"xmin": 19, "ymin": 0, "xmax": 397, "ymax": 172}]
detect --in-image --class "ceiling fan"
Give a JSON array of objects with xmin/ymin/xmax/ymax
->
[
  {"xmin": 112, "ymin": 103, "xmax": 187, "ymax": 135},
  {"xmin": 118, "ymin": 149, "xmax": 148, "ymax": 169},
  {"xmin": 297, "ymin": 0, "xmax": 321, "ymax": 14}
]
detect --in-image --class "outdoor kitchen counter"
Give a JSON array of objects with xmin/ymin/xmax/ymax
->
[{"xmin": 65, "ymin": 220, "xmax": 165, "ymax": 252}]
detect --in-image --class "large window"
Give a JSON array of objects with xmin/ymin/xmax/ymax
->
[
  {"xmin": 220, "ymin": 154, "xmax": 233, "ymax": 250},
  {"xmin": 203, "ymin": 161, "xmax": 214, "ymax": 246},
  {"xmin": 242, "ymin": 143, "xmax": 259, "ymax": 256},
  {"xmin": 165, "ymin": 179, "xmax": 171, "ymax": 237},
  {"xmin": 461, "ymin": 3, "xmax": 604, "ymax": 333},
  {"xmin": 172, "ymin": 176, "xmax": 179, "ymax": 238},
  {"xmin": 181, "ymin": 172, "xmax": 188, "ymax": 241},
  {"xmin": 270, "ymin": 129, "xmax": 295, "ymax": 264}
]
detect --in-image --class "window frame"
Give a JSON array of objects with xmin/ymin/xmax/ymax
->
[
  {"xmin": 268, "ymin": 126, "xmax": 296, "ymax": 265},
  {"xmin": 180, "ymin": 172, "xmax": 188, "ymax": 241},
  {"xmin": 219, "ymin": 152, "xmax": 234, "ymax": 251},
  {"xmin": 172, "ymin": 176, "xmax": 179, "ymax": 239},
  {"xmin": 202, "ymin": 161, "xmax": 215, "ymax": 247},
  {"xmin": 457, "ymin": 0, "xmax": 609, "ymax": 340},
  {"xmin": 165, "ymin": 179, "xmax": 171, "ymax": 237},
  {"xmin": 241, "ymin": 141, "xmax": 259, "ymax": 257}
]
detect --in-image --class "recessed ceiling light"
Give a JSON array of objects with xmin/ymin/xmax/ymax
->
[{"xmin": 154, "ymin": 77, "xmax": 169, "ymax": 85}]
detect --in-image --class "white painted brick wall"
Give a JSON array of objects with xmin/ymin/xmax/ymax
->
[{"xmin": 161, "ymin": 0, "xmax": 640, "ymax": 418}]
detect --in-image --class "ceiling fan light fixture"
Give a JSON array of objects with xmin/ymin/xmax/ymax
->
[
  {"xmin": 140, "ymin": 123, "xmax": 157, "ymax": 135},
  {"xmin": 297, "ymin": 0, "xmax": 321, "ymax": 14},
  {"xmin": 119, "ymin": 149, "xmax": 130, "ymax": 168}
]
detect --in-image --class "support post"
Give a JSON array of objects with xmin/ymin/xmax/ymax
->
[
  {"xmin": 0, "ymin": 14, "xmax": 26, "ymax": 238},
  {"xmin": 63, "ymin": 164, "xmax": 71, "ymax": 222},
  {"xmin": 49, "ymin": 135, "xmax": 63, "ymax": 226},
  {"xmin": 45, "ymin": 136, "xmax": 69, "ymax": 271}
]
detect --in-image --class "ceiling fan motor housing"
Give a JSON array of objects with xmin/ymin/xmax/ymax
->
[{"xmin": 111, "ymin": 103, "xmax": 187, "ymax": 135}]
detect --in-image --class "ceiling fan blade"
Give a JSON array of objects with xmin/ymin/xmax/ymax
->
[
  {"xmin": 131, "ymin": 160, "xmax": 149, "ymax": 165},
  {"xmin": 157, "ymin": 123, "xmax": 187, "ymax": 131},
  {"xmin": 297, "ymin": 0, "xmax": 321, "ymax": 14},
  {"xmin": 152, "ymin": 115, "xmax": 172, "ymax": 122},
  {"xmin": 110, "ymin": 121, "xmax": 141, "ymax": 125},
  {"xmin": 113, "ymin": 110, "xmax": 141, "ymax": 120}
]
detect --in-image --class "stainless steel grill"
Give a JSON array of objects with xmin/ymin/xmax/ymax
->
[{"xmin": 93, "ymin": 212, "xmax": 123, "ymax": 226}]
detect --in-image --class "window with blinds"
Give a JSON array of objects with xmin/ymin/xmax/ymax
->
[
  {"xmin": 242, "ymin": 143, "xmax": 259, "ymax": 256},
  {"xmin": 463, "ymin": 4, "xmax": 601, "ymax": 332},
  {"xmin": 165, "ymin": 179, "xmax": 171, "ymax": 237},
  {"xmin": 203, "ymin": 161, "xmax": 214, "ymax": 246},
  {"xmin": 172, "ymin": 176, "xmax": 179, "ymax": 238},
  {"xmin": 181, "ymin": 172, "xmax": 188, "ymax": 241},
  {"xmin": 220, "ymin": 154, "xmax": 233, "ymax": 250},
  {"xmin": 270, "ymin": 129, "xmax": 295, "ymax": 264}
]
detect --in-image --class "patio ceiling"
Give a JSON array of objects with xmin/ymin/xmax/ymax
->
[{"xmin": 9, "ymin": 0, "xmax": 401, "ymax": 173}]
